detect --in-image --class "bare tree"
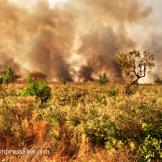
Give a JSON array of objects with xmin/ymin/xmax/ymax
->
[{"xmin": 116, "ymin": 50, "xmax": 155, "ymax": 85}]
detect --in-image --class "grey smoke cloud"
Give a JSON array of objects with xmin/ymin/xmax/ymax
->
[{"xmin": 0, "ymin": 0, "xmax": 160, "ymax": 82}]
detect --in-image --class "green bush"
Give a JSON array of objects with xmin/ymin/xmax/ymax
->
[
  {"xmin": 105, "ymin": 138, "xmax": 123, "ymax": 150},
  {"xmin": 85, "ymin": 115, "xmax": 118, "ymax": 147},
  {"xmin": 36, "ymin": 81, "xmax": 52, "ymax": 104},
  {"xmin": 137, "ymin": 123, "xmax": 162, "ymax": 162},
  {"xmin": 24, "ymin": 76, "xmax": 51, "ymax": 104},
  {"xmin": 24, "ymin": 76, "xmax": 37, "ymax": 96}
]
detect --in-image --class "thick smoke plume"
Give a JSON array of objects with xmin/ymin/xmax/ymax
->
[
  {"xmin": 0, "ymin": 0, "xmax": 75, "ymax": 80},
  {"xmin": 0, "ymin": 0, "xmax": 157, "ymax": 82}
]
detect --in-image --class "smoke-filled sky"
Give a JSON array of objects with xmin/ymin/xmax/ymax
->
[{"xmin": 0, "ymin": 0, "xmax": 162, "ymax": 82}]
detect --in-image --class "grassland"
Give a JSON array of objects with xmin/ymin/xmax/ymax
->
[{"xmin": 0, "ymin": 83, "xmax": 162, "ymax": 162}]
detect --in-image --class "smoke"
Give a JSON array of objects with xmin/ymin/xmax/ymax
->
[
  {"xmin": 27, "ymin": 3, "xmax": 75, "ymax": 81},
  {"xmin": 0, "ymin": 53, "xmax": 20, "ymax": 74},
  {"xmin": 0, "ymin": 0, "xmax": 75, "ymax": 80},
  {"xmin": 79, "ymin": 64, "xmax": 94, "ymax": 82},
  {"xmin": 71, "ymin": 0, "xmax": 151, "ymax": 23},
  {"xmin": 0, "ymin": 0, "xmax": 158, "ymax": 82},
  {"xmin": 73, "ymin": 0, "xmax": 150, "ymax": 81},
  {"xmin": 78, "ymin": 27, "xmax": 136, "ymax": 80},
  {"xmin": 143, "ymin": 33, "xmax": 162, "ymax": 82}
]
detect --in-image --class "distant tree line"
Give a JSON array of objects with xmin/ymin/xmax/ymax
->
[{"xmin": 0, "ymin": 50, "xmax": 156, "ymax": 86}]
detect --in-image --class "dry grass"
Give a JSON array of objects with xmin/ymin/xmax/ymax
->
[{"xmin": 0, "ymin": 83, "xmax": 161, "ymax": 162}]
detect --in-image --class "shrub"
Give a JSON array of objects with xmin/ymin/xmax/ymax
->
[
  {"xmin": 60, "ymin": 76, "xmax": 67, "ymax": 85},
  {"xmin": 0, "ymin": 97, "xmax": 31, "ymax": 144},
  {"xmin": 105, "ymin": 138, "xmax": 123, "ymax": 150},
  {"xmin": 70, "ymin": 115, "xmax": 81, "ymax": 127},
  {"xmin": 24, "ymin": 76, "xmax": 37, "ymax": 96},
  {"xmin": 108, "ymin": 89, "xmax": 118, "ymax": 97},
  {"xmin": 137, "ymin": 123, "xmax": 162, "ymax": 162},
  {"xmin": 2, "ymin": 67, "xmax": 20, "ymax": 84},
  {"xmin": 36, "ymin": 81, "xmax": 52, "ymax": 104},
  {"xmin": 0, "ymin": 76, "xmax": 3, "ymax": 84},
  {"xmin": 24, "ymin": 76, "xmax": 51, "ymax": 104},
  {"xmin": 155, "ymin": 78, "xmax": 162, "ymax": 84},
  {"xmin": 125, "ymin": 85, "xmax": 137, "ymax": 95},
  {"xmin": 138, "ymin": 136, "xmax": 162, "ymax": 162},
  {"xmin": 85, "ymin": 115, "xmax": 118, "ymax": 147},
  {"xmin": 98, "ymin": 73, "xmax": 108, "ymax": 86}
]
